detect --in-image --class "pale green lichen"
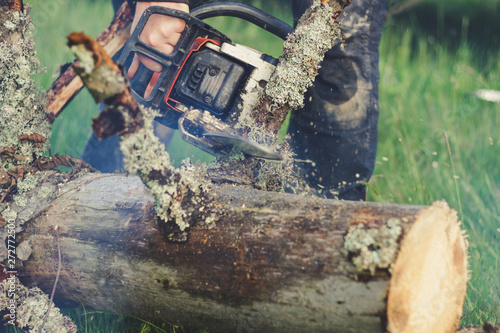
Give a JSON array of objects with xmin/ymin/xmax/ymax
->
[
  {"xmin": 0, "ymin": 5, "xmax": 51, "ymax": 164},
  {"xmin": 16, "ymin": 175, "xmax": 38, "ymax": 193},
  {"xmin": 120, "ymin": 106, "xmax": 210, "ymax": 233},
  {"xmin": 4, "ymin": 20, "xmax": 17, "ymax": 30},
  {"xmin": 1, "ymin": 206, "xmax": 17, "ymax": 221},
  {"xmin": 37, "ymin": 185, "xmax": 53, "ymax": 199},
  {"xmin": 14, "ymin": 195, "xmax": 27, "ymax": 208},
  {"xmin": 0, "ymin": 278, "xmax": 77, "ymax": 332},
  {"xmin": 266, "ymin": 0, "xmax": 343, "ymax": 110},
  {"xmin": 0, "ymin": 5, "xmax": 51, "ymax": 223},
  {"xmin": 343, "ymin": 218, "xmax": 403, "ymax": 275}
]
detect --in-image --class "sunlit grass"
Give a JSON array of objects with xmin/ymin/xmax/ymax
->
[{"xmin": 372, "ymin": 23, "xmax": 500, "ymax": 325}]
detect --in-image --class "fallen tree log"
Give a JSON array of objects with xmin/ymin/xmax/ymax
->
[{"xmin": 12, "ymin": 171, "xmax": 468, "ymax": 333}]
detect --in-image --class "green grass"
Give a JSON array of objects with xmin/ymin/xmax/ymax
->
[
  {"xmin": 26, "ymin": 0, "xmax": 499, "ymax": 330},
  {"xmin": 5, "ymin": 308, "xmax": 179, "ymax": 333},
  {"xmin": 372, "ymin": 20, "xmax": 500, "ymax": 325}
]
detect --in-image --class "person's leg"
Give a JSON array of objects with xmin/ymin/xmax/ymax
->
[{"xmin": 289, "ymin": 0, "xmax": 385, "ymax": 200}]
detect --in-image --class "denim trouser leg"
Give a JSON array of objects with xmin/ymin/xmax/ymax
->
[{"xmin": 289, "ymin": 0, "xmax": 386, "ymax": 200}]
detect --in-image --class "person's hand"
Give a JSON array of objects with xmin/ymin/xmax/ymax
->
[{"xmin": 127, "ymin": 2, "xmax": 189, "ymax": 78}]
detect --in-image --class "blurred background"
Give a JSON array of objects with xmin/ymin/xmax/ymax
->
[{"xmin": 22, "ymin": 0, "xmax": 500, "ymax": 331}]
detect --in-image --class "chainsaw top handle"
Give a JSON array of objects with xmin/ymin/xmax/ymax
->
[{"xmin": 191, "ymin": 1, "xmax": 293, "ymax": 40}]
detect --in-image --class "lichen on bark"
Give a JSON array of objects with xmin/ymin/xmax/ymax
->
[
  {"xmin": 0, "ymin": 4, "xmax": 51, "ymax": 221},
  {"xmin": 119, "ymin": 106, "xmax": 214, "ymax": 239},
  {"xmin": 343, "ymin": 218, "xmax": 403, "ymax": 275},
  {"xmin": 266, "ymin": 2, "xmax": 342, "ymax": 110},
  {"xmin": 0, "ymin": 5, "xmax": 51, "ymax": 163},
  {"xmin": 0, "ymin": 4, "xmax": 76, "ymax": 332},
  {"xmin": 252, "ymin": 0, "xmax": 348, "ymax": 133},
  {"xmin": 0, "ymin": 276, "xmax": 77, "ymax": 333}
]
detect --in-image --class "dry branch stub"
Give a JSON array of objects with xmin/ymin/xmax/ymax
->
[
  {"xmin": 45, "ymin": 1, "xmax": 133, "ymax": 122},
  {"xmin": 0, "ymin": 0, "xmax": 23, "ymax": 12},
  {"xmin": 13, "ymin": 173, "xmax": 468, "ymax": 333}
]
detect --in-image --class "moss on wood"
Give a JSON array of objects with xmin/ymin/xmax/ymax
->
[
  {"xmin": 0, "ymin": 4, "xmax": 51, "ymax": 220},
  {"xmin": 0, "ymin": 5, "xmax": 51, "ymax": 164}
]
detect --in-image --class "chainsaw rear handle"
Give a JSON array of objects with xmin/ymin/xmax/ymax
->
[{"xmin": 191, "ymin": 1, "xmax": 293, "ymax": 40}]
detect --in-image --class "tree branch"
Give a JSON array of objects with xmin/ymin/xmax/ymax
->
[
  {"xmin": 251, "ymin": 0, "xmax": 351, "ymax": 133},
  {"xmin": 45, "ymin": 2, "xmax": 133, "ymax": 122}
]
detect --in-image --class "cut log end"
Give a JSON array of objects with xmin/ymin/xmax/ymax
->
[{"xmin": 387, "ymin": 201, "xmax": 469, "ymax": 333}]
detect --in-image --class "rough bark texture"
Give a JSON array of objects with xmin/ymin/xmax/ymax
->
[
  {"xmin": 0, "ymin": 3, "xmax": 51, "ymax": 163},
  {"xmin": 9, "ymin": 172, "xmax": 468, "ymax": 333},
  {"xmin": 45, "ymin": 2, "xmax": 133, "ymax": 122},
  {"xmin": 251, "ymin": 0, "xmax": 351, "ymax": 134},
  {"xmin": 0, "ymin": 3, "xmax": 76, "ymax": 332}
]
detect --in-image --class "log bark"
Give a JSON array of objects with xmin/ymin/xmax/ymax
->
[
  {"xmin": 11, "ymin": 172, "xmax": 468, "ymax": 333},
  {"xmin": 45, "ymin": 2, "xmax": 133, "ymax": 122}
]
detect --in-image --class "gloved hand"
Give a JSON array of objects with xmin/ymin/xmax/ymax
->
[{"xmin": 127, "ymin": 2, "xmax": 189, "ymax": 78}]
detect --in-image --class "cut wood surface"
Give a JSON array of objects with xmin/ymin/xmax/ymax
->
[
  {"xmin": 45, "ymin": 2, "xmax": 133, "ymax": 122},
  {"xmin": 13, "ymin": 172, "xmax": 468, "ymax": 333}
]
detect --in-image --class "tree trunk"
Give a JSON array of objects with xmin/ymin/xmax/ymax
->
[{"xmin": 13, "ymin": 172, "xmax": 468, "ymax": 333}]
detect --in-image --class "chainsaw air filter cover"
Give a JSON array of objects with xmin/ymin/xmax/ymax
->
[{"xmin": 174, "ymin": 49, "xmax": 246, "ymax": 117}]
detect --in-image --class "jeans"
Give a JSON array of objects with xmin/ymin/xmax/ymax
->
[{"xmin": 289, "ymin": 0, "xmax": 385, "ymax": 200}]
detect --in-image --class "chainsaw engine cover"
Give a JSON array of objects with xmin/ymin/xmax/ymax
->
[{"xmin": 174, "ymin": 49, "xmax": 246, "ymax": 117}]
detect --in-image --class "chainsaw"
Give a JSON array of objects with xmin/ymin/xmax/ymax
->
[{"xmin": 117, "ymin": 2, "xmax": 293, "ymax": 160}]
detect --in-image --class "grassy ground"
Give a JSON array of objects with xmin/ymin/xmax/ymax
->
[
  {"xmin": 17, "ymin": 0, "xmax": 500, "ymax": 330},
  {"xmin": 374, "ymin": 19, "xmax": 499, "ymax": 325}
]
